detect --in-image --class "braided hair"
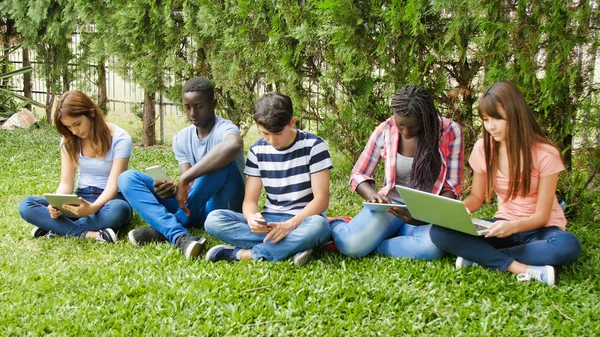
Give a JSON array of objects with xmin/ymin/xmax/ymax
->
[{"xmin": 390, "ymin": 86, "xmax": 441, "ymax": 192}]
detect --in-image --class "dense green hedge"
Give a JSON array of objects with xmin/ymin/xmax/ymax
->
[{"xmin": 2, "ymin": 0, "xmax": 599, "ymax": 217}]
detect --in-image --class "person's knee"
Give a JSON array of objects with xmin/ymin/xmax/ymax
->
[
  {"xmin": 18, "ymin": 196, "xmax": 37, "ymax": 219},
  {"xmin": 418, "ymin": 241, "xmax": 446, "ymax": 260},
  {"xmin": 429, "ymin": 225, "xmax": 450, "ymax": 246},
  {"xmin": 332, "ymin": 232, "xmax": 372, "ymax": 258},
  {"xmin": 415, "ymin": 227, "xmax": 445, "ymax": 260},
  {"xmin": 302, "ymin": 216, "xmax": 331, "ymax": 245},
  {"xmin": 554, "ymin": 231, "xmax": 582, "ymax": 264},
  {"xmin": 110, "ymin": 200, "xmax": 133, "ymax": 221},
  {"xmin": 204, "ymin": 209, "xmax": 231, "ymax": 236},
  {"xmin": 117, "ymin": 170, "xmax": 140, "ymax": 190}
]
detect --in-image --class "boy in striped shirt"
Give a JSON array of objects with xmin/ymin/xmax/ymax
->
[{"xmin": 205, "ymin": 93, "xmax": 332, "ymax": 265}]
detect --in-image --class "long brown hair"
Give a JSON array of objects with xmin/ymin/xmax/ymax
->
[
  {"xmin": 478, "ymin": 81, "xmax": 558, "ymax": 201},
  {"xmin": 53, "ymin": 90, "xmax": 112, "ymax": 164}
]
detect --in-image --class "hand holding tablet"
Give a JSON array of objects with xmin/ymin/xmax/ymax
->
[{"xmin": 44, "ymin": 194, "xmax": 81, "ymax": 218}]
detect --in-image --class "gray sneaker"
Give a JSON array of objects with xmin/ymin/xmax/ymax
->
[
  {"xmin": 517, "ymin": 265, "xmax": 555, "ymax": 286},
  {"xmin": 128, "ymin": 227, "xmax": 168, "ymax": 246},
  {"xmin": 175, "ymin": 235, "xmax": 206, "ymax": 260}
]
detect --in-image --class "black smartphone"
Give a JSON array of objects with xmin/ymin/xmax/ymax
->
[{"xmin": 254, "ymin": 218, "xmax": 270, "ymax": 227}]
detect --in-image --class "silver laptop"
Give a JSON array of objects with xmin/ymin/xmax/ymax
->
[{"xmin": 395, "ymin": 185, "xmax": 492, "ymax": 236}]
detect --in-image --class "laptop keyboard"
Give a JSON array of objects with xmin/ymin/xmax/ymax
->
[
  {"xmin": 474, "ymin": 224, "xmax": 489, "ymax": 231},
  {"xmin": 472, "ymin": 218, "xmax": 492, "ymax": 232}
]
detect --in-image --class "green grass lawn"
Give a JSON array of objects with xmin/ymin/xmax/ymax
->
[{"xmin": 1, "ymin": 124, "xmax": 598, "ymax": 336}]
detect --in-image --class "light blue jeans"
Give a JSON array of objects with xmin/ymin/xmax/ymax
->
[
  {"xmin": 117, "ymin": 162, "xmax": 244, "ymax": 245},
  {"xmin": 331, "ymin": 206, "xmax": 445, "ymax": 260},
  {"xmin": 205, "ymin": 210, "xmax": 331, "ymax": 261},
  {"xmin": 19, "ymin": 187, "xmax": 132, "ymax": 238}
]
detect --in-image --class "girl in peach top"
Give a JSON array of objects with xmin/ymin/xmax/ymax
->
[{"xmin": 430, "ymin": 81, "xmax": 581, "ymax": 286}]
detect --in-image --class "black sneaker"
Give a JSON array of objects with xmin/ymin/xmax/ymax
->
[
  {"xmin": 96, "ymin": 228, "xmax": 117, "ymax": 243},
  {"xmin": 31, "ymin": 226, "xmax": 49, "ymax": 238},
  {"xmin": 128, "ymin": 227, "xmax": 168, "ymax": 246},
  {"xmin": 175, "ymin": 234, "xmax": 206, "ymax": 260},
  {"xmin": 31, "ymin": 226, "xmax": 57, "ymax": 238}
]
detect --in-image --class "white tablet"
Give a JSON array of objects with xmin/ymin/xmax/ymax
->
[
  {"xmin": 363, "ymin": 202, "xmax": 408, "ymax": 212},
  {"xmin": 44, "ymin": 194, "xmax": 81, "ymax": 218},
  {"xmin": 145, "ymin": 165, "xmax": 172, "ymax": 181}
]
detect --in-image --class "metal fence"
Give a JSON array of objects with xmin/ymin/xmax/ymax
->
[{"xmin": 6, "ymin": 33, "xmax": 182, "ymax": 118}]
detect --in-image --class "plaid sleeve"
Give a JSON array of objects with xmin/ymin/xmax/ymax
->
[
  {"xmin": 349, "ymin": 126, "xmax": 385, "ymax": 192},
  {"xmin": 441, "ymin": 121, "xmax": 464, "ymax": 196}
]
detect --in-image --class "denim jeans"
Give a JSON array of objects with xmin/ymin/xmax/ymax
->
[
  {"xmin": 18, "ymin": 187, "xmax": 132, "ymax": 238},
  {"xmin": 429, "ymin": 219, "xmax": 582, "ymax": 272},
  {"xmin": 204, "ymin": 210, "xmax": 331, "ymax": 261},
  {"xmin": 331, "ymin": 206, "xmax": 445, "ymax": 260},
  {"xmin": 117, "ymin": 162, "xmax": 245, "ymax": 245}
]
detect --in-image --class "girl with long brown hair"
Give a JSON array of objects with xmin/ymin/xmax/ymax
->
[
  {"xmin": 19, "ymin": 90, "xmax": 132, "ymax": 242},
  {"xmin": 430, "ymin": 81, "xmax": 581, "ymax": 286}
]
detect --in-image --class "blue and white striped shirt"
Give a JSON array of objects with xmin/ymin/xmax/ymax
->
[{"xmin": 245, "ymin": 129, "xmax": 333, "ymax": 216}]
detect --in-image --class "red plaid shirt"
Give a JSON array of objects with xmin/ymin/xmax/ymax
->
[{"xmin": 350, "ymin": 116, "xmax": 464, "ymax": 196}]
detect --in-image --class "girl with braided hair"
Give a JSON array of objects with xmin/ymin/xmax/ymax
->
[
  {"xmin": 331, "ymin": 85, "xmax": 464, "ymax": 259},
  {"xmin": 19, "ymin": 90, "xmax": 132, "ymax": 243}
]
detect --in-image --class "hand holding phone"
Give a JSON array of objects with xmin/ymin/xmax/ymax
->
[{"xmin": 254, "ymin": 218, "xmax": 270, "ymax": 227}]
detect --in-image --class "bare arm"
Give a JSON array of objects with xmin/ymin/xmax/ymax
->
[
  {"xmin": 55, "ymin": 149, "xmax": 76, "ymax": 194},
  {"xmin": 356, "ymin": 181, "xmax": 391, "ymax": 203},
  {"xmin": 47, "ymin": 149, "xmax": 77, "ymax": 218},
  {"xmin": 463, "ymin": 171, "xmax": 487, "ymax": 214},
  {"xmin": 179, "ymin": 133, "xmax": 243, "ymax": 186},
  {"xmin": 175, "ymin": 133, "xmax": 243, "ymax": 214},
  {"xmin": 241, "ymin": 176, "xmax": 271, "ymax": 233},
  {"xmin": 89, "ymin": 157, "xmax": 129, "ymax": 210}
]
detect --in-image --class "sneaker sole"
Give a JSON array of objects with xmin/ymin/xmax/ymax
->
[
  {"xmin": 128, "ymin": 230, "xmax": 140, "ymax": 246},
  {"xmin": 293, "ymin": 249, "xmax": 313, "ymax": 266},
  {"xmin": 31, "ymin": 227, "xmax": 41, "ymax": 238},
  {"xmin": 455, "ymin": 257, "xmax": 464, "ymax": 270},
  {"xmin": 205, "ymin": 245, "xmax": 235, "ymax": 262},
  {"xmin": 103, "ymin": 228, "xmax": 117, "ymax": 243},
  {"xmin": 546, "ymin": 266, "xmax": 556, "ymax": 286},
  {"xmin": 184, "ymin": 241, "xmax": 202, "ymax": 260},
  {"xmin": 455, "ymin": 257, "xmax": 478, "ymax": 269}
]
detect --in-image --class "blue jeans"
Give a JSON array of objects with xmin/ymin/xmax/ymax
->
[
  {"xmin": 429, "ymin": 219, "xmax": 582, "ymax": 272},
  {"xmin": 18, "ymin": 187, "xmax": 132, "ymax": 238},
  {"xmin": 331, "ymin": 206, "xmax": 445, "ymax": 260},
  {"xmin": 205, "ymin": 210, "xmax": 331, "ymax": 261},
  {"xmin": 117, "ymin": 162, "xmax": 244, "ymax": 245}
]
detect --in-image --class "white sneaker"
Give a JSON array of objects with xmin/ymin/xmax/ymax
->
[
  {"xmin": 455, "ymin": 257, "xmax": 479, "ymax": 270},
  {"xmin": 293, "ymin": 249, "xmax": 313, "ymax": 266},
  {"xmin": 517, "ymin": 265, "xmax": 555, "ymax": 286}
]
